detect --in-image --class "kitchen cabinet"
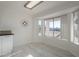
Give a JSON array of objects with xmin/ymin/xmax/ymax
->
[{"xmin": 0, "ymin": 35, "xmax": 13, "ymax": 56}]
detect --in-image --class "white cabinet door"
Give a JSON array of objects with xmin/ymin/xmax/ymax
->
[
  {"xmin": 0, "ymin": 37, "xmax": 1, "ymax": 56},
  {"xmin": 2, "ymin": 35, "xmax": 13, "ymax": 55}
]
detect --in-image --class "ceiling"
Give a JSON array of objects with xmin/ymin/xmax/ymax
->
[
  {"xmin": 0, "ymin": 1, "xmax": 79, "ymax": 18},
  {"xmin": 31, "ymin": 1, "xmax": 79, "ymax": 17}
]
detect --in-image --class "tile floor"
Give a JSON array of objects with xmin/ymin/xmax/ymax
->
[{"xmin": 3, "ymin": 42, "xmax": 75, "ymax": 57}]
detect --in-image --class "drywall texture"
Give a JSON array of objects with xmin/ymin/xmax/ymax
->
[{"xmin": 0, "ymin": 2, "xmax": 33, "ymax": 48}]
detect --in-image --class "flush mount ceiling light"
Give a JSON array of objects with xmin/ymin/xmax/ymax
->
[{"xmin": 24, "ymin": 1, "xmax": 42, "ymax": 9}]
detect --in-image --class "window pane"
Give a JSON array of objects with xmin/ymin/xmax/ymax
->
[
  {"xmin": 44, "ymin": 19, "xmax": 53, "ymax": 37},
  {"xmin": 38, "ymin": 20, "xmax": 42, "ymax": 26},
  {"xmin": 54, "ymin": 18, "xmax": 61, "ymax": 39},
  {"xmin": 38, "ymin": 20, "xmax": 42, "ymax": 36},
  {"xmin": 73, "ymin": 12, "xmax": 79, "ymax": 45}
]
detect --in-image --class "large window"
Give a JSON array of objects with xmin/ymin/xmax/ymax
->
[
  {"xmin": 37, "ymin": 11, "xmax": 79, "ymax": 45},
  {"xmin": 54, "ymin": 18, "xmax": 61, "ymax": 39},
  {"xmin": 72, "ymin": 11, "xmax": 79, "ymax": 45},
  {"xmin": 44, "ymin": 19, "xmax": 54, "ymax": 37},
  {"xmin": 44, "ymin": 17, "xmax": 61, "ymax": 38}
]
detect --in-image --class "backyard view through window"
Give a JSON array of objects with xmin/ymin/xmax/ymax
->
[
  {"xmin": 44, "ymin": 18, "xmax": 61, "ymax": 38},
  {"xmin": 38, "ymin": 17, "xmax": 61, "ymax": 39},
  {"xmin": 54, "ymin": 18, "xmax": 61, "ymax": 38},
  {"xmin": 45, "ymin": 19, "xmax": 54, "ymax": 37}
]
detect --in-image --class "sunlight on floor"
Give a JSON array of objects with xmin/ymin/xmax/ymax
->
[{"xmin": 26, "ymin": 54, "xmax": 33, "ymax": 57}]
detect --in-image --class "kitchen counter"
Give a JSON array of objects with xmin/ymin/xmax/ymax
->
[
  {"xmin": 0, "ymin": 34, "xmax": 14, "ymax": 36},
  {"xmin": 0, "ymin": 31, "xmax": 14, "ymax": 36}
]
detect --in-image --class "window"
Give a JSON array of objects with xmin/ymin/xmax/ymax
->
[
  {"xmin": 38, "ymin": 20, "xmax": 42, "ymax": 36},
  {"xmin": 72, "ymin": 11, "xmax": 79, "ymax": 45},
  {"xmin": 38, "ymin": 20, "xmax": 42, "ymax": 26},
  {"xmin": 44, "ymin": 19, "xmax": 53, "ymax": 37},
  {"xmin": 54, "ymin": 18, "xmax": 61, "ymax": 39},
  {"xmin": 37, "ymin": 11, "xmax": 79, "ymax": 45},
  {"xmin": 44, "ymin": 17, "xmax": 61, "ymax": 38}
]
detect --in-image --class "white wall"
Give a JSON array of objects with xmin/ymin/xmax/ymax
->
[{"xmin": 0, "ymin": 2, "xmax": 33, "ymax": 48}]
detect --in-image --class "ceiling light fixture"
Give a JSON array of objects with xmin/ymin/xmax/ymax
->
[{"xmin": 24, "ymin": 1, "xmax": 42, "ymax": 9}]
